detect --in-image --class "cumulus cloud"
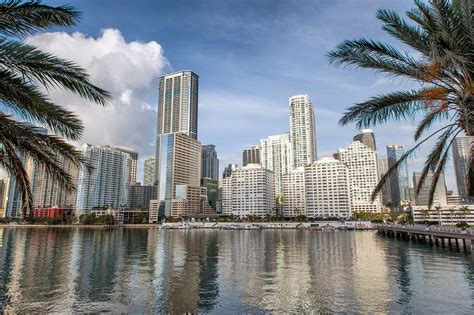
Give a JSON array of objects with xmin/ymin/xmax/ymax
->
[{"xmin": 26, "ymin": 28, "xmax": 168, "ymax": 162}]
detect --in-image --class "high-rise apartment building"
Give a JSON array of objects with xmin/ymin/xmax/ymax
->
[
  {"xmin": 353, "ymin": 129, "xmax": 376, "ymax": 152},
  {"xmin": 143, "ymin": 156, "xmax": 156, "ymax": 186},
  {"xmin": 387, "ymin": 145, "xmax": 410, "ymax": 206},
  {"xmin": 260, "ymin": 134, "xmax": 292, "ymax": 195},
  {"xmin": 377, "ymin": 159, "xmax": 392, "ymax": 206},
  {"xmin": 155, "ymin": 132, "xmax": 201, "ymax": 217},
  {"xmin": 242, "ymin": 145, "xmax": 260, "ymax": 166},
  {"xmin": 0, "ymin": 178, "xmax": 9, "ymax": 218},
  {"xmin": 75, "ymin": 144, "xmax": 131, "ymax": 212},
  {"xmin": 337, "ymin": 141, "xmax": 381, "ymax": 212},
  {"xmin": 223, "ymin": 164, "xmax": 275, "ymax": 217},
  {"xmin": 30, "ymin": 157, "xmax": 78, "ymax": 209},
  {"xmin": 452, "ymin": 136, "xmax": 473, "ymax": 197},
  {"xmin": 281, "ymin": 167, "xmax": 305, "ymax": 218},
  {"xmin": 113, "ymin": 146, "xmax": 138, "ymax": 184},
  {"xmin": 413, "ymin": 171, "xmax": 447, "ymax": 206},
  {"xmin": 156, "ymin": 70, "xmax": 199, "ymax": 139},
  {"xmin": 201, "ymin": 144, "xmax": 219, "ymax": 181},
  {"xmin": 305, "ymin": 157, "xmax": 351, "ymax": 218},
  {"xmin": 289, "ymin": 95, "xmax": 316, "ymax": 168},
  {"xmin": 220, "ymin": 176, "xmax": 233, "ymax": 214},
  {"xmin": 222, "ymin": 163, "xmax": 238, "ymax": 179}
]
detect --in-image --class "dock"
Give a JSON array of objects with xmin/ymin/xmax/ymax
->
[{"xmin": 376, "ymin": 224, "xmax": 474, "ymax": 253}]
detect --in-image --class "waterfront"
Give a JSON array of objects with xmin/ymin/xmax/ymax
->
[{"xmin": 0, "ymin": 228, "xmax": 473, "ymax": 313}]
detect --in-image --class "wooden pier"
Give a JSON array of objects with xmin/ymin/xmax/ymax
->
[{"xmin": 376, "ymin": 224, "xmax": 474, "ymax": 253}]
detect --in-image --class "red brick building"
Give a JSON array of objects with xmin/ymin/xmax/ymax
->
[{"xmin": 33, "ymin": 207, "xmax": 73, "ymax": 219}]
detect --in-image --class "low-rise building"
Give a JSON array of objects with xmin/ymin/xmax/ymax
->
[{"xmin": 411, "ymin": 205, "xmax": 474, "ymax": 225}]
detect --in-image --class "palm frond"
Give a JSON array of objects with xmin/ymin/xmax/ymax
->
[
  {"xmin": 0, "ymin": 39, "xmax": 111, "ymax": 106},
  {"xmin": 0, "ymin": 0, "xmax": 80, "ymax": 38}
]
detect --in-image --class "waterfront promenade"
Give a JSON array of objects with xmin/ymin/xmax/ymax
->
[{"xmin": 377, "ymin": 224, "xmax": 474, "ymax": 253}]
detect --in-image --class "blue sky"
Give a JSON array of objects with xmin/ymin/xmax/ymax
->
[{"xmin": 38, "ymin": 0, "xmax": 457, "ymax": 191}]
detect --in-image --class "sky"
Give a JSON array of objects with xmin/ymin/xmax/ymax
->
[{"xmin": 22, "ymin": 0, "xmax": 458, "ymax": 191}]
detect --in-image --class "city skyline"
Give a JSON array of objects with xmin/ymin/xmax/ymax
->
[{"xmin": 16, "ymin": 0, "xmax": 458, "ymax": 192}]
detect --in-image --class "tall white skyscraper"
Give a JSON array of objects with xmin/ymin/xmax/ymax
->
[
  {"xmin": 75, "ymin": 144, "xmax": 131, "ymax": 212},
  {"xmin": 305, "ymin": 157, "xmax": 351, "ymax": 218},
  {"xmin": 289, "ymin": 95, "xmax": 316, "ymax": 168},
  {"xmin": 113, "ymin": 146, "xmax": 138, "ymax": 184},
  {"xmin": 337, "ymin": 141, "xmax": 381, "ymax": 213},
  {"xmin": 452, "ymin": 136, "xmax": 473, "ymax": 197},
  {"xmin": 260, "ymin": 134, "xmax": 292, "ymax": 195}
]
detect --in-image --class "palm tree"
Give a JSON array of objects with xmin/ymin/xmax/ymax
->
[
  {"xmin": 328, "ymin": 0, "xmax": 474, "ymax": 208},
  {"xmin": 0, "ymin": 1, "xmax": 110, "ymax": 219},
  {"xmin": 459, "ymin": 205, "xmax": 471, "ymax": 221},
  {"xmin": 420, "ymin": 208, "xmax": 430, "ymax": 221},
  {"xmin": 448, "ymin": 207, "xmax": 456, "ymax": 224},
  {"xmin": 434, "ymin": 205, "xmax": 442, "ymax": 224}
]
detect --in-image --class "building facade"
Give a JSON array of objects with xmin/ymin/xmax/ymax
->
[
  {"xmin": 75, "ymin": 144, "xmax": 131, "ymax": 212},
  {"xmin": 353, "ymin": 129, "xmax": 376, "ymax": 152},
  {"xmin": 220, "ymin": 176, "xmax": 233, "ymax": 215},
  {"xmin": 201, "ymin": 178, "xmax": 218, "ymax": 210},
  {"xmin": 452, "ymin": 136, "xmax": 473, "ymax": 198},
  {"xmin": 113, "ymin": 146, "xmax": 138, "ymax": 184},
  {"xmin": 413, "ymin": 171, "xmax": 448, "ymax": 206},
  {"xmin": 305, "ymin": 158, "xmax": 351, "ymax": 218},
  {"xmin": 387, "ymin": 144, "xmax": 410, "ymax": 206},
  {"xmin": 289, "ymin": 94, "xmax": 316, "ymax": 168},
  {"xmin": 224, "ymin": 164, "xmax": 275, "ymax": 217},
  {"xmin": 155, "ymin": 132, "xmax": 201, "ymax": 217},
  {"xmin": 260, "ymin": 134, "xmax": 292, "ymax": 195},
  {"xmin": 156, "ymin": 70, "xmax": 199, "ymax": 139},
  {"xmin": 128, "ymin": 184, "xmax": 158, "ymax": 209},
  {"xmin": 222, "ymin": 163, "xmax": 238, "ymax": 179},
  {"xmin": 201, "ymin": 144, "xmax": 219, "ymax": 181},
  {"xmin": 0, "ymin": 178, "xmax": 9, "ymax": 218},
  {"xmin": 281, "ymin": 167, "xmax": 306, "ymax": 218},
  {"xmin": 143, "ymin": 156, "xmax": 156, "ymax": 186},
  {"xmin": 337, "ymin": 141, "xmax": 381, "ymax": 213},
  {"xmin": 377, "ymin": 159, "xmax": 392, "ymax": 206},
  {"xmin": 242, "ymin": 145, "xmax": 260, "ymax": 166}
]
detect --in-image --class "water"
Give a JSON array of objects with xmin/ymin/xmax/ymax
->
[{"xmin": 0, "ymin": 227, "xmax": 473, "ymax": 313}]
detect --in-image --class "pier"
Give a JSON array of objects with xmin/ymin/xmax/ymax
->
[{"xmin": 377, "ymin": 224, "xmax": 474, "ymax": 253}]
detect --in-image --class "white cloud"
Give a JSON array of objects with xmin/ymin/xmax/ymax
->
[{"xmin": 26, "ymin": 28, "xmax": 168, "ymax": 164}]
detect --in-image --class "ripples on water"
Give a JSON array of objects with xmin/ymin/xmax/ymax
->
[{"xmin": 0, "ymin": 227, "xmax": 473, "ymax": 313}]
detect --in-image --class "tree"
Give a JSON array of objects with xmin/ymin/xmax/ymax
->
[
  {"xmin": 459, "ymin": 205, "xmax": 471, "ymax": 221},
  {"xmin": 448, "ymin": 207, "xmax": 456, "ymax": 224},
  {"xmin": 434, "ymin": 205, "xmax": 442, "ymax": 224},
  {"xmin": 328, "ymin": 0, "xmax": 474, "ymax": 208},
  {"xmin": 0, "ymin": 1, "xmax": 110, "ymax": 219},
  {"xmin": 420, "ymin": 208, "xmax": 430, "ymax": 221}
]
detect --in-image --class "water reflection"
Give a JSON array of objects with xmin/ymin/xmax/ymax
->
[{"xmin": 0, "ymin": 228, "xmax": 472, "ymax": 313}]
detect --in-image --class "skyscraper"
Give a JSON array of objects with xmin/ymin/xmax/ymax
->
[
  {"xmin": 289, "ymin": 95, "xmax": 316, "ymax": 168},
  {"xmin": 452, "ymin": 136, "xmax": 473, "ymax": 197},
  {"xmin": 0, "ymin": 178, "xmax": 9, "ymax": 218},
  {"xmin": 260, "ymin": 134, "xmax": 292, "ymax": 195},
  {"xmin": 222, "ymin": 163, "xmax": 238, "ymax": 179},
  {"xmin": 155, "ymin": 132, "xmax": 201, "ymax": 217},
  {"xmin": 156, "ymin": 70, "xmax": 199, "ymax": 139},
  {"xmin": 154, "ymin": 70, "xmax": 202, "ymax": 218},
  {"xmin": 387, "ymin": 145, "xmax": 410, "ymax": 206},
  {"xmin": 201, "ymin": 144, "xmax": 219, "ymax": 181},
  {"xmin": 113, "ymin": 146, "xmax": 138, "ymax": 184},
  {"xmin": 143, "ymin": 156, "xmax": 156, "ymax": 186},
  {"xmin": 377, "ymin": 159, "xmax": 392, "ymax": 206},
  {"xmin": 413, "ymin": 171, "xmax": 447, "ymax": 206},
  {"xmin": 337, "ymin": 141, "xmax": 381, "ymax": 212},
  {"xmin": 242, "ymin": 145, "xmax": 260, "ymax": 166},
  {"xmin": 353, "ymin": 129, "xmax": 376, "ymax": 151},
  {"xmin": 75, "ymin": 144, "xmax": 131, "ymax": 212}
]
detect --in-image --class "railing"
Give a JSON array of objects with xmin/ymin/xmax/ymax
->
[{"xmin": 376, "ymin": 224, "xmax": 474, "ymax": 235}]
